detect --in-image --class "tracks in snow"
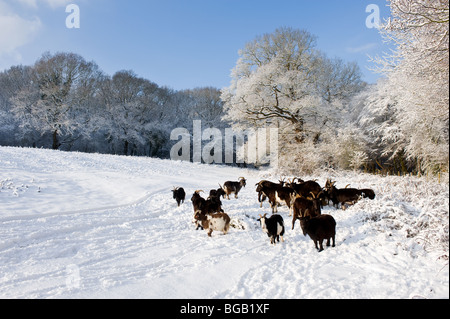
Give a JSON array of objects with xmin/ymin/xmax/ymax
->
[{"xmin": 1, "ymin": 170, "xmax": 447, "ymax": 298}]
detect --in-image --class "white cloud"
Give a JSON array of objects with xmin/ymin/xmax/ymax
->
[
  {"xmin": 0, "ymin": 15, "xmax": 41, "ymax": 52},
  {"xmin": 16, "ymin": 0, "xmax": 38, "ymax": 8},
  {"xmin": 0, "ymin": 0, "xmax": 75, "ymax": 69},
  {"xmin": 41, "ymin": 0, "xmax": 73, "ymax": 9},
  {"xmin": 346, "ymin": 43, "xmax": 378, "ymax": 54},
  {"xmin": 0, "ymin": 0, "xmax": 42, "ymax": 66},
  {"xmin": 6, "ymin": 0, "xmax": 72, "ymax": 10}
]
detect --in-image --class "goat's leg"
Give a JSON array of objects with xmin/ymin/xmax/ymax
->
[
  {"xmin": 314, "ymin": 240, "xmax": 319, "ymax": 251},
  {"xmin": 318, "ymin": 239, "xmax": 324, "ymax": 252}
]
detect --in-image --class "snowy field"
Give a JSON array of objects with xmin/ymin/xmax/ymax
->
[{"xmin": 0, "ymin": 146, "xmax": 448, "ymax": 299}]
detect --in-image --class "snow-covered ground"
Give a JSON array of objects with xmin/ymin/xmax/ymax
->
[{"xmin": 0, "ymin": 146, "xmax": 448, "ymax": 299}]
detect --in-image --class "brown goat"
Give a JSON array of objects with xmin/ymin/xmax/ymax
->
[
  {"xmin": 286, "ymin": 180, "xmax": 323, "ymax": 199},
  {"xmin": 256, "ymin": 180, "xmax": 279, "ymax": 208},
  {"xmin": 223, "ymin": 177, "xmax": 247, "ymax": 200},
  {"xmin": 194, "ymin": 212, "xmax": 231, "ymax": 237},
  {"xmin": 291, "ymin": 192, "xmax": 322, "ymax": 230}
]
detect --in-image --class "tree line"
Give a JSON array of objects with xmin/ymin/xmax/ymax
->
[{"xmin": 0, "ymin": 52, "xmax": 224, "ymax": 158}]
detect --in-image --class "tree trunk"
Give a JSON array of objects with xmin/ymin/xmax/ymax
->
[
  {"xmin": 52, "ymin": 130, "xmax": 61, "ymax": 150},
  {"xmin": 124, "ymin": 140, "xmax": 129, "ymax": 155}
]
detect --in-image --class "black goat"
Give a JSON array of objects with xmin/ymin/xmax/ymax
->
[
  {"xmin": 201, "ymin": 196, "xmax": 224, "ymax": 215},
  {"xmin": 191, "ymin": 190, "xmax": 206, "ymax": 214},
  {"xmin": 361, "ymin": 189, "xmax": 376, "ymax": 200},
  {"xmin": 300, "ymin": 215, "xmax": 336, "ymax": 252},
  {"xmin": 209, "ymin": 184, "xmax": 226, "ymax": 200},
  {"xmin": 172, "ymin": 187, "xmax": 186, "ymax": 207},
  {"xmin": 258, "ymin": 214, "xmax": 285, "ymax": 245},
  {"xmin": 325, "ymin": 180, "xmax": 375, "ymax": 209},
  {"xmin": 255, "ymin": 180, "xmax": 295, "ymax": 213},
  {"xmin": 325, "ymin": 181, "xmax": 362, "ymax": 210},
  {"xmin": 286, "ymin": 179, "xmax": 323, "ymax": 199}
]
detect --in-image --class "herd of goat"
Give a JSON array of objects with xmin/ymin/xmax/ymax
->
[{"xmin": 172, "ymin": 177, "xmax": 376, "ymax": 252}]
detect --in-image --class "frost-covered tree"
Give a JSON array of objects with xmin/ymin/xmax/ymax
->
[
  {"xmin": 0, "ymin": 51, "xmax": 231, "ymax": 160},
  {"xmin": 351, "ymin": 81, "xmax": 401, "ymax": 166},
  {"xmin": 222, "ymin": 27, "xmax": 321, "ymax": 134},
  {"xmin": 222, "ymin": 27, "xmax": 366, "ymax": 173},
  {"xmin": 97, "ymin": 70, "xmax": 165, "ymax": 155},
  {"xmin": 10, "ymin": 52, "xmax": 103, "ymax": 150},
  {"xmin": 0, "ymin": 66, "xmax": 36, "ymax": 146},
  {"xmin": 182, "ymin": 87, "xmax": 224, "ymax": 128},
  {"xmin": 375, "ymin": 0, "xmax": 449, "ymax": 79},
  {"xmin": 370, "ymin": 0, "xmax": 449, "ymax": 174}
]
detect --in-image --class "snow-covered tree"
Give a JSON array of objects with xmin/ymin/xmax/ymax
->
[
  {"xmin": 0, "ymin": 66, "xmax": 36, "ymax": 146},
  {"xmin": 222, "ymin": 27, "xmax": 366, "ymax": 173},
  {"xmin": 370, "ymin": 0, "xmax": 449, "ymax": 175},
  {"xmin": 222, "ymin": 27, "xmax": 321, "ymax": 134},
  {"xmin": 97, "ymin": 70, "xmax": 166, "ymax": 155},
  {"xmin": 182, "ymin": 87, "xmax": 224, "ymax": 128},
  {"xmin": 10, "ymin": 52, "xmax": 103, "ymax": 150}
]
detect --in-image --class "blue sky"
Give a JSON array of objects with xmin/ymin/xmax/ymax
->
[{"xmin": 0, "ymin": 0, "xmax": 391, "ymax": 90}]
